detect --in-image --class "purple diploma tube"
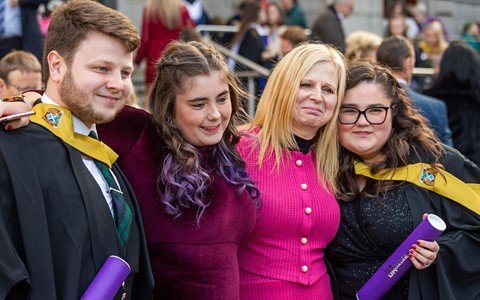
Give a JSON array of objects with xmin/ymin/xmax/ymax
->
[
  {"xmin": 356, "ymin": 214, "xmax": 446, "ymax": 300},
  {"xmin": 81, "ymin": 255, "xmax": 131, "ymax": 300}
]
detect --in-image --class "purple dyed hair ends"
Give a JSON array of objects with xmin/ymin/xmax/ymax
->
[{"xmin": 148, "ymin": 40, "xmax": 260, "ymax": 223}]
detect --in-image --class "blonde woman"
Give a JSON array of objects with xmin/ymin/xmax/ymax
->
[
  {"xmin": 135, "ymin": 0, "xmax": 193, "ymax": 86},
  {"xmin": 417, "ymin": 20, "xmax": 448, "ymax": 72},
  {"xmin": 237, "ymin": 43, "xmax": 347, "ymax": 299},
  {"xmin": 345, "ymin": 30, "xmax": 382, "ymax": 62}
]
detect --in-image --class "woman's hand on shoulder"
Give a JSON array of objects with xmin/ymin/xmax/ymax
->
[
  {"xmin": 0, "ymin": 91, "xmax": 41, "ymax": 130},
  {"xmin": 0, "ymin": 101, "xmax": 30, "ymax": 130}
]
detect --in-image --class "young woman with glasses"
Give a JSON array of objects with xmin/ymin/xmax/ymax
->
[
  {"xmin": 326, "ymin": 61, "xmax": 480, "ymax": 299},
  {"xmin": 338, "ymin": 105, "xmax": 393, "ymax": 126}
]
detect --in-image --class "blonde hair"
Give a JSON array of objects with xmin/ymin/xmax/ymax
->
[
  {"xmin": 420, "ymin": 20, "xmax": 448, "ymax": 54},
  {"xmin": 345, "ymin": 31, "xmax": 382, "ymax": 61},
  {"xmin": 246, "ymin": 43, "xmax": 347, "ymax": 193},
  {"xmin": 146, "ymin": 0, "xmax": 182, "ymax": 30}
]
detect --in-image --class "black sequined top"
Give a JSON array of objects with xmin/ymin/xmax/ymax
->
[{"xmin": 326, "ymin": 182, "xmax": 413, "ymax": 299}]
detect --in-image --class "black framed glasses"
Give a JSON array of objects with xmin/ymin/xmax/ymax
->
[{"xmin": 338, "ymin": 106, "xmax": 391, "ymax": 125}]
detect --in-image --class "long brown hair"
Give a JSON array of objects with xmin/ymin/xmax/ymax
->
[
  {"xmin": 148, "ymin": 40, "xmax": 259, "ymax": 220},
  {"xmin": 337, "ymin": 61, "xmax": 444, "ymax": 202},
  {"xmin": 231, "ymin": 1, "xmax": 262, "ymax": 46}
]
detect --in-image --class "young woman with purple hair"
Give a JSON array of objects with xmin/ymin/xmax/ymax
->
[{"xmin": 96, "ymin": 40, "xmax": 260, "ymax": 299}]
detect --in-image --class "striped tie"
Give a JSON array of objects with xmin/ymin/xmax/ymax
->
[
  {"xmin": 0, "ymin": 0, "xmax": 5, "ymax": 37},
  {"xmin": 89, "ymin": 131, "xmax": 132, "ymax": 252}
]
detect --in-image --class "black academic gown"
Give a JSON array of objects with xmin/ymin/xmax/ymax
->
[
  {"xmin": 405, "ymin": 146, "xmax": 480, "ymax": 299},
  {"xmin": 327, "ymin": 146, "xmax": 480, "ymax": 300},
  {"xmin": 0, "ymin": 123, "xmax": 153, "ymax": 299}
]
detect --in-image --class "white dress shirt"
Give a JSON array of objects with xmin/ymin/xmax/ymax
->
[{"xmin": 41, "ymin": 93, "xmax": 116, "ymax": 215}]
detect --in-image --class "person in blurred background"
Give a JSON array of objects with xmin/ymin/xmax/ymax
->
[
  {"xmin": 280, "ymin": 0, "xmax": 307, "ymax": 28},
  {"xmin": 0, "ymin": 0, "xmax": 46, "ymax": 62},
  {"xmin": 135, "ymin": 0, "xmax": 193, "ymax": 87},
  {"xmin": 182, "ymin": 0, "xmax": 209, "ymax": 25},
  {"xmin": 408, "ymin": 1, "xmax": 448, "ymax": 39},
  {"xmin": 310, "ymin": 0, "xmax": 355, "ymax": 54},
  {"xmin": 227, "ymin": 1, "xmax": 265, "ymax": 99},
  {"xmin": 424, "ymin": 42, "xmax": 480, "ymax": 167},
  {"xmin": 278, "ymin": 25, "xmax": 308, "ymax": 56},
  {"xmin": 0, "ymin": 50, "xmax": 42, "ymax": 98},
  {"xmin": 261, "ymin": 1, "xmax": 287, "ymax": 70},
  {"xmin": 383, "ymin": 0, "xmax": 418, "ymax": 39},
  {"xmin": 37, "ymin": 0, "xmax": 65, "ymax": 37},
  {"xmin": 385, "ymin": 16, "xmax": 408, "ymax": 38},
  {"xmin": 345, "ymin": 30, "xmax": 382, "ymax": 62},
  {"xmin": 227, "ymin": 1, "xmax": 264, "ymax": 72},
  {"xmin": 416, "ymin": 20, "xmax": 448, "ymax": 74},
  {"xmin": 376, "ymin": 36, "xmax": 452, "ymax": 146},
  {"xmin": 461, "ymin": 21, "xmax": 480, "ymax": 53}
]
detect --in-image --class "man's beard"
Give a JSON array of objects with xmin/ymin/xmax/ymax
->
[{"xmin": 58, "ymin": 69, "xmax": 116, "ymax": 125}]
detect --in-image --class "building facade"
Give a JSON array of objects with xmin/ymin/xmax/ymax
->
[{"xmin": 119, "ymin": 0, "xmax": 480, "ymax": 42}]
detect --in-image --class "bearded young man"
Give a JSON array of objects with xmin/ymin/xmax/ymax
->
[{"xmin": 0, "ymin": 0, "xmax": 153, "ymax": 298}]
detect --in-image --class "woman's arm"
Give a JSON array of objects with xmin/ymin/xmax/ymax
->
[{"xmin": 0, "ymin": 91, "xmax": 41, "ymax": 130}]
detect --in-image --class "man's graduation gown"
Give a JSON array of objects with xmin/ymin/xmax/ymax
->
[{"xmin": 0, "ymin": 123, "xmax": 153, "ymax": 299}]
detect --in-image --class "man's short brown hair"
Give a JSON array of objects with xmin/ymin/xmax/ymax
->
[
  {"xmin": 43, "ymin": 0, "xmax": 139, "ymax": 82},
  {"xmin": 0, "ymin": 50, "xmax": 42, "ymax": 83},
  {"xmin": 280, "ymin": 26, "xmax": 308, "ymax": 49}
]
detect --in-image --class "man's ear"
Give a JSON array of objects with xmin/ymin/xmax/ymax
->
[
  {"xmin": 403, "ymin": 56, "xmax": 414, "ymax": 73},
  {"xmin": 0, "ymin": 78, "xmax": 7, "ymax": 98},
  {"xmin": 47, "ymin": 50, "xmax": 66, "ymax": 83}
]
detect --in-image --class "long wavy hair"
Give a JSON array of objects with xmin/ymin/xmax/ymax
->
[
  {"xmin": 243, "ymin": 42, "xmax": 347, "ymax": 194},
  {"xmin": 337, "ymin": 61, "xmax": 445, "ymax": 202},
  {"xmin": 230, "ymin": 1, "xmax": 262, "ymax": 46},
  {"xmin": 148, "ymin": 40, "xmax": 260, "ymax": 221}
]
